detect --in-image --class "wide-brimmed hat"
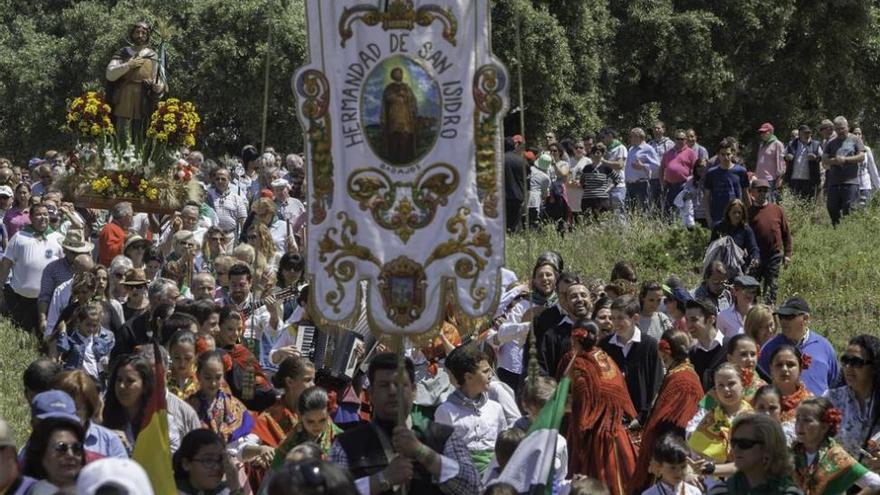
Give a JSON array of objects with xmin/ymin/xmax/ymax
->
[
  {"xmin": 61, "ymin": 229, "xmax": 94, "ymax": 254},
  {"xmin": 121, "ymin": 268, "xmax": 148, "ymax": 286},
  {"xmin": 123, "ymin": 234, "xmax": 149, "ymax": 252}
]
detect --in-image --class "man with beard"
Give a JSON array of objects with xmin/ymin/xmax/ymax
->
[
  {"xmin": 539, "ymin": 281, "xmax": 592, "ymax": 377},
  {"xmin": 105, "ymin": 21, "xmax": 166, "ymax": 138},
  {"xmin": 330, "ymin": 353, "xmax": 480, "ymax": 495},
  {"xmin": 218, "ymin": 263, "xmax": 280, "ymax": 372},
  {"xmin": 748, "ymin": 179, "xmax": 792, "ymax": 305}
]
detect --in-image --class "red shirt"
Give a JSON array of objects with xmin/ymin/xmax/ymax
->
[
  {"xmin": 661, "ymin": 146, "xmax": 698, "ymax": 185},
  {"xmin": 98, "ymin": 222, "xmax": 125, "ymax": 266}
]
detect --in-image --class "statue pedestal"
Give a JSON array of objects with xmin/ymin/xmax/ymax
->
[{"xmin": 77, "ymin": 195, "xmax": 179, "ymax": 215}]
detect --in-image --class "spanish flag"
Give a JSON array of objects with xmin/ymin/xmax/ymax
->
[{"xmin": 132, "ymin": 341, "xmax": 177, "ymax": 494}]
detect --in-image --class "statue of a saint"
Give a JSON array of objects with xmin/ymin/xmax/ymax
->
[
  {"xmin": 381, "ymin": 67, "xmax": 418, "ymax": 164},
  {"xmin": 105, "ymin": 21, "xmax": 167, "ymax": 139}
]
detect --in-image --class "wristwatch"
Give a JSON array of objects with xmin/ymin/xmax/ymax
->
[
  {"xmin": 701, "ymin": 461, "xmax": 716, "ymax": 475},
  {"xmin": 376, "ymin": 470, "xmax": 392, "ymax": 492}
]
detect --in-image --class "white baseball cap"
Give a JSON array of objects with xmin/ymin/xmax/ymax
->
[
  {"xmin": 76, "ymin": 458, "xmax": 155, "ymax": 495},
  {"xmin": 0, "ymin": 186, "xmax": 13, "ymax": 198}
]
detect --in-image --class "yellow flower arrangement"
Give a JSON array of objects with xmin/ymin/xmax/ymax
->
[
  {"xmin": 66, "ymin": 91, "xmax": 115, "ymax": 139},
  {"xmin": 146, "ymin": 98, "xmax": 200, "ymax": 148}
]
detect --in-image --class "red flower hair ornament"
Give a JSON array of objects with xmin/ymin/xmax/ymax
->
[
  {"xmin": 822, "ymin": 407, "xmax": 843, "ymax": 436},
  {"xmin": 658, "ymin": 339, "xmax": 672, "ymax": 356}
]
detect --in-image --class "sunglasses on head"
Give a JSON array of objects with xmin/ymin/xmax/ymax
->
[
  {"xmin": 841, "ymin": 354, "xmax": 872, "ymax": 368},
  {"xmin": 730, "ymin": 437, "xmax": 762, "ymax": 450}
]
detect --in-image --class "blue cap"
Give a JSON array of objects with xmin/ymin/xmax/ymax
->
[
  {"xmin": 31, "ymin": 390, "xmax": 80, "ymax": 423},
  {"xmin": 669, "ymin": 287, "xmax": 693, "ymax": 305}
]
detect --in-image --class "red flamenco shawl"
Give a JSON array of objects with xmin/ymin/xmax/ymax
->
[
  {"xmin": 629, "ymin": 360, "xmax": 704, "ymax": 494},
  {"xmin": 558, "ymin": 349, "xmax": 638, "ymax": 495}
]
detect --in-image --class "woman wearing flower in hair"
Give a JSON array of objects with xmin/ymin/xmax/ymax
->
[
  {"xmin": 630, "ymin": 329, "xmax": 705, "ymax": 494},
  {"xmin": 771, "ymin": 345, "xmax": 814, "ymax": 438},
  {"xmin": 694, "ymin": 335, "xmax": 768, "ymax": 424},
  {"xmin": 793, "ymin": 397, "xmax": 880, "ymax": 495},
  {"xmin": 559, "ymin": 319, "xmax": 637, "ymax": 495},
  {"xmin": 687, "ymin": 363, "xmax": 754, "ymax": 485}
]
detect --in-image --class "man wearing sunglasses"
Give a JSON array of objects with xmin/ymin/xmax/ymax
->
[
  {"xmin": 330, "ymin": 353, "xmax": 480, "ymax": 495},
  {"xmin": 757, "ymin": 297, "xmax": 841, "ymax": 395},
  {"xmin": 0, "ymin": 418, "xmax": 36, "ymax": 495}
]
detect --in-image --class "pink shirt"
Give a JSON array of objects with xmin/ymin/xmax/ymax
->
[
  {"xmin": 756, "ymin": 138, "xmax": 786, "ymax": 181},
  {"xmin": 661, "ymin": 146, "xmax": 697, "ymax": 185}
]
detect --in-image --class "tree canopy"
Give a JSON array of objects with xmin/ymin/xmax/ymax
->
[{"xmin": 1, "ymin": 0, "xmax": 879, "ymax": 161}]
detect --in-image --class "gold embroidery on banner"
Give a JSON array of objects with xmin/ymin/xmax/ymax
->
[
  {"xmin": 318, "ymin": 212, "xmax": 380, "ymax": 313},
  {"xmin": 297, "ymin": 69, "xmax": 333, "ymax": 225},
  {"xmin": 473, "ymin": 64, "xmax": 506, "ymax": 218},
  {"xmin": 347, "ymin": 163, "xmax": 459, "ymax": 242},
  {"xmin": 339, "ymin": 0, "xmax": 458, "ymax": 48},
  {"xmin": 425, "ymin": 207, "xmax": 493, "ymax": 310}
]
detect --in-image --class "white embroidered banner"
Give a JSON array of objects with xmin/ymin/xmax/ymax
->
[{"xmin": 295, "ymin": 0, "xmax": 508, "ymax": 334}]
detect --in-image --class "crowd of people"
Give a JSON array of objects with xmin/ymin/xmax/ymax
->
[{"xmin": 0, "ymin": 113, "xmax": 876, "ymax": 495}]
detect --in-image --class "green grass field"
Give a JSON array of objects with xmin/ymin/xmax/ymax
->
[{"xmin": 1, "ymin": 193, "xmax": 877, "ymax": 445}]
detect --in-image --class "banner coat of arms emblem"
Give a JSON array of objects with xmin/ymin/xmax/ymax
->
[{"xmin": 294, "ymin": 0, "xmax": 509, "ymax": 334}]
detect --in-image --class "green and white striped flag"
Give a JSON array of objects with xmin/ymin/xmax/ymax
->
[{"xmin": 494, "ymin": 376, "xmax": 570, "ymax": 495}]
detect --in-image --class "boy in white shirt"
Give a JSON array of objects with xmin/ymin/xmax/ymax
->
[
  {"xmin": 641, "ymin": 433, "xmax": 702, "ymax": 495},
  {"xmin": 435, "ymin": 344, "xmax": 507, "ymax": 475}
]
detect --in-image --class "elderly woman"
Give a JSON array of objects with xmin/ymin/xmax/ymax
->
[
  {"xmin": 22, "ymin": 416, "xmax": 87, "ymax": 495},
  {"xmin": 825, "ymin": 335, "xmax": 880, "ymax": 462},
  {"xmin": 707, "ymin": 413, "xmax": 804, "ymax": 495}
]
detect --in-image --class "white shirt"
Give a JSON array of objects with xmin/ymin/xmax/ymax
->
[
  {"xmin": 717, "ymin": 305, "xmax": 748, "ymax": 341},
  {"xmin": 4, "ymin": 229, "xmax": 64, "ymax": 298},
  {"xmin": 693, "ymin": 328, "xmax": 724, "ymax": 352},
  {"xmin": 641, "ymin": 480, "xmax": 702, "ymax": 495},
  {"xmin": 607, "ymin": 327, "xmax": 643, "ymax": 358},
  {"xmin": 435, "ymin": 394, "xmax": 507, "ymax": 452}
]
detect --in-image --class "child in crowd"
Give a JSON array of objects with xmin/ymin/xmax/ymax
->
[
  {"xmin": 598, "ymin": 295, "xmax": 664, "ymax": 427},
  {"xmin": 215, "ymin": 305, "xmax": 275, "ymax": 411},
  {"xmin": 641, "ymin": 434, "xmax": 702, "ymax": 495},
  {"xmin": 511, "ymin": 375, "xmax": 569, "ymax": 488},
  {"xmin": 482, "ymin": 428, "xmax": 526, "ymax": 485},
  {"xmin": 56, "ymin": 302, "xmax": 115, "ymax": 383},
  {"xmin": 752, "ymin": 384, "xmax": 794, "ymax": 444},
  {"xmin": 167, "ymin": 330, "xmax": 199, "ymax": 399},
  {"xmin": 271, "ymin": 386, "xmax": 341, "ymax": 467},
  {"xmin": 685, "ymin": 298, "xmax": 725, "ymax": 392},
  {"xmin": 435, "ymin": 344, "xmax": 507, "ymax": 474}
]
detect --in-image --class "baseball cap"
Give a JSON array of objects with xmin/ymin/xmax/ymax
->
[
  {"xmin": 31, "ymin": 390, "xmax": 80, "ymax": 423},
  {"xmin": 0, "ymin": 186, "xmax": 12, "ymax": 198},
  {"xmin": 775, "ymin": 297, "xmax": 811, "ymax": 316},
  {"xmin": 751, "ymin": 179, "xmax": 771, "ymax": 189},
  {"xmin": 666, "ymin": 287, "xmax": 693, "ymax": 306},
  {"xmin": 76, "ymin": 458, "xmax": 155, "ymax": 495},
  {"xmin": 757, "ymin": 122, "xmax": 774, "ymax": 133},
  {"xmin": 798, "ymin": 124, "xmax": 812, "ymax": 133},
  {"xmin": 733, "ymin": 275, "xmax": 760, "ymax": 289}
]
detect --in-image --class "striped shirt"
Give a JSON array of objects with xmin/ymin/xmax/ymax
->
[{"xmin": 579, "ymin": 164, "xmax": 620, "ymax": 199}]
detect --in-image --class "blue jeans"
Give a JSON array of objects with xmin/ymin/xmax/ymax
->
[
  {"xmin": 827, "ymin": 184, "xmax": 860, "ymax": 225},
  {"xmin": 664, "ymin": 183, "xmax": 684, "ymax": 217},
  {"xmin": 610, "ymin": 187, "xmax": 626, "ymax": 214}
]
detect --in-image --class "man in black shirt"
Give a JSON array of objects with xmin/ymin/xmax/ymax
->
[
  {"xmin": 539, "ymin": 281, "xmax": 592, "ymax": 376},
  {"xmin": 598, "ymin": 295, "xmax": 663, "ymax": 426},
  {"xmin": 686, "ymin": 298, "xmax": 726, "ymax": 392},
  {"xmin": 504, "ymin": 136, "xmax": 528, "ymax": 233}
]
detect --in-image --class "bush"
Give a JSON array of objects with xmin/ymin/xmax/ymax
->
[{"xmin": 0, "ymin": 320, "xmax": 41, "ymax": 446}]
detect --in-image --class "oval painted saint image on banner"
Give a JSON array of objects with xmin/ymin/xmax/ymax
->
[{"xmin": 362, "ymin": 55, "xmax": 441, "ymax": 166}]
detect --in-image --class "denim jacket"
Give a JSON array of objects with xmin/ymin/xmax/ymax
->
[{"xmin": 57, "ymin": 328, "xmax": 115, "ymax": 379}]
